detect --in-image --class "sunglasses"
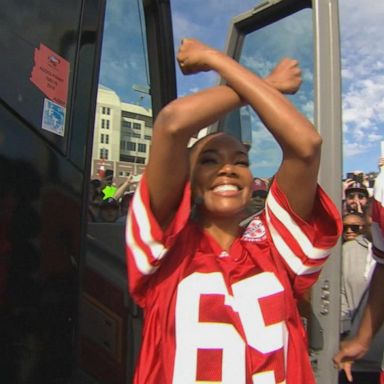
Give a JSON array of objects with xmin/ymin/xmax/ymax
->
[
  {"xmin": 343, "ymin": 224, "xmax": 363, "ymax": 233},
  {"xmin": 252, "ymin": 191, "xmax": 268, "ymax": 199}
]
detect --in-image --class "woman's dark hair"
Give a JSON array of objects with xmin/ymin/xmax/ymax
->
[{"xmin": 188, "ymin": 131, "xmax": 246, "ymax": 157}]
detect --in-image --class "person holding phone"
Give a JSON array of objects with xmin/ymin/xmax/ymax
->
[{"xmin": 334, "ymin": 157, "xmax": 384, "ymax": 383}]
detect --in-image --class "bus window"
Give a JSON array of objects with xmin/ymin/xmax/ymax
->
[{"xmin": 80, "ymin": 0, "xmax": 175, "ymax": 383}]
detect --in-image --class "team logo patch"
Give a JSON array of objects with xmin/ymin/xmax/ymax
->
[{"xmin": 242, "ymin": 216, "xmax": 267, "ymax": 242}]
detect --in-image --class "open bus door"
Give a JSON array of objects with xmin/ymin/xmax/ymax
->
[{"xmin": 215, "ymin": 0, "xmax": 342, "ymax": 382}]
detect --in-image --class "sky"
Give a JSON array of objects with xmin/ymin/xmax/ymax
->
[
  {"xmin": 98, "ymin": 0, "xmax": 384, "ymax": 178},
  {"xmin": 338, "ymin": 1, "xmax": 384, "ymax": 175}
]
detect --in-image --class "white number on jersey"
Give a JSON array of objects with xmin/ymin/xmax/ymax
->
[{"xmin": 172, "ymin": 272, "xmax": 286, "ymax": 384}]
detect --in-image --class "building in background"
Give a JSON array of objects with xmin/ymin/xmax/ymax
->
[{"xmin": 92, "ymin": 85, "xmax": 152, "ymax": 185}]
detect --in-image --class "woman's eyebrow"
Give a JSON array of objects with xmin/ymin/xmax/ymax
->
[
  {"xmin": 199, "ymin": 149, "xmax": 217, "ymax": 156},
  {"xmin": 200, "ymin": 148, "xmax": 248, "ymax": 156}
]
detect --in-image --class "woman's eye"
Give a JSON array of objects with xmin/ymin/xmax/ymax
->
[
  {"xmin": 200, "ymin": 157, "xmax": 217, "ymax": 165},
  {"xmin": 236, "ymin": 160, "xmax": 249, "ymax": 167}
]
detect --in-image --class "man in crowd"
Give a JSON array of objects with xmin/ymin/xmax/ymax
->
[
  {"xmin": 344, "ymin": 178, "xmax": 370, "ymax": 214},
  {"xmin": 334, "ymin": 159, "xmax": 384, "ymax": 383},
  {"xmin": 339, "ymin": 211, "xmax": 383, "ymax": 383}
]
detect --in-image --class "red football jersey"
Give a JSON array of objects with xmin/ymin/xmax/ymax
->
[
  {"xmin": 372, "ymin": 171, "xmax": 384, "ymax": 262},
  {"xmin": 126, "ymin": 175, "xmax": 341, "ymax": 384}
]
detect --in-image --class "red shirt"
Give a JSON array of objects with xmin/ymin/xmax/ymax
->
[
  {"xmin": 126, "ymin": 175, "xmax": 341, "ymax": 384},
  {"xmin": 372, "ymin": 171, "xmax": 384, "ymax": 262}
]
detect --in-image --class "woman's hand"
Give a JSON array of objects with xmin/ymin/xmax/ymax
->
[
  {"xmin": 176, "ymin": 38, "xmax": 220, "ymax": 75},
  {"xmin": 177, "ymin": 39, "xmax": 303, "ymax": 97},
  {"xmin": 265, "ymin": 58, "xmax": 302, "ymax": 95}
]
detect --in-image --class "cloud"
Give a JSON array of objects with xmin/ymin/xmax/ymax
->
[
  {"xmin": 340, "ymin": 1, "xmax": 384, "ymax": 168},
  {"xmin": 172, "ymin": 10, "xmax": 208, "ymax": 42},
  {"xmin": 98, "ymin": 0, "xmax": 150, "ymax": 104},
  {"xmin": 171, "ymin": 0, "xmax": 260, "ymax": 46},
  {"xmin": 342, "ymin": 75, "xmax": 384, "ymax": 140},
  {"xmin": 343, "ymin": 141, "xmax": 369, "ymax": 157},
  {"xmin": 241, "ymin": 56, "xmax": 275, "ymax": 78}
]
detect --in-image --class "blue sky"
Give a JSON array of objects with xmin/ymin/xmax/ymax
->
[
  {"xmin": 99, "ymin": 0, "xmax": 384, "ymax": 178},
  {"xmin": 338, "ymin": 1, "xmax": 384, "ymax": 175}
]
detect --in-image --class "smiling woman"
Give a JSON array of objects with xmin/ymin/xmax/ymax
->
[
  {"xmin": 188, "ymin": 132, "xmax": 253, "ymax": 230},
  {"xmin": 125, "ymin": 37, "xmax": 341, "ymax": 383}
]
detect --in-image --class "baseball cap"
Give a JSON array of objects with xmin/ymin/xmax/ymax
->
[
  {"xmin": 100, "ymin": 197, "xmax": 119, "ymax": 209},
  {"xmin": 252, "ymin": 178, "xmax": 268, "ymax": 198},
  {"xmin": 345, "ymin": 181, "xmax": 369, "ymax": 197}
]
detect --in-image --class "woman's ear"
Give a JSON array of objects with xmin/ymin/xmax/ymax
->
[
  {"xmin": 190, "ymin": 195, "xmax": 203, "ymax": 221},
  {"xmin": 194, "ymin": 196, "xmax": 204, "ymax": 206}
]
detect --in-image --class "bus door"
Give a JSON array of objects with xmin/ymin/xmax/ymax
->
[
  {"xmin": 214, "ymin": 1, "xmax": 343, "ymax": 382},
  {"xmin": 0, "ymin": 0, "xmax": 105, "ymax": 383}
]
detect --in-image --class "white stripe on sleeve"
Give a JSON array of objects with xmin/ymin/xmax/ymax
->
[
  {"xmin": 267, "ymin": 193, "xmax": 329, "ymax": 260},
  {"xmin": 266, "ymin": 212, "xmax": 324, "ymax": 275},
  {"xmin": 126, "ymin": 188, "xmax": 168, "ymax": 275}
]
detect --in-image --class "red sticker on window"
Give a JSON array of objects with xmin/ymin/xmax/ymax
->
[{"xmin": 30, "ymin": 43, "xmax": 69, "ymax": 107}]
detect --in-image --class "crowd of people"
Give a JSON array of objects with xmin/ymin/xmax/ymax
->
[
  {"xmin": 248, "ymin": 168, "xmax": 384, "ymax": 383},
  {"xmin": 338, "ymin": 166, "xmax": 384, "ymax": 383},
  {"xmin": 244, "ymin": 168, "xmax": 384, "ymax": 383},
  {"xmin": 241, "ymin": 163, "xmax": 384, "ymax": 382},
  {"xmin": 87, "ymin": 174, "xmax": 139, "ymax": 223}
]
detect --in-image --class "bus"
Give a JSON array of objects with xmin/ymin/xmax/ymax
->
[{"xmin": 0, "ymin": 0, "xmax": 342, "ymax": 382}]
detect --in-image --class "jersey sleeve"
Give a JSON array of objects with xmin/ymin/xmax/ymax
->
[
  {"xmin": 125, "ymin": 173, "xmax": 191, "ymax": 306},
  {"xmin": 371, "ymin": 172, "xmax": 384, "ymax": 263},
  {"xmin": 265, "ymin": 179, "xmax": 342, "ymax": 295}
]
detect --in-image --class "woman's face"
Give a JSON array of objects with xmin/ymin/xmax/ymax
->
[{"xmin": 190, "ymin": 133, "xmax": 253, "ymax": 221}]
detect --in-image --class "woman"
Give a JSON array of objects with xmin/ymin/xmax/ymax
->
[{"xmin": 126, "ymin": 38, "xmax": 341, "ymax": 383}]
